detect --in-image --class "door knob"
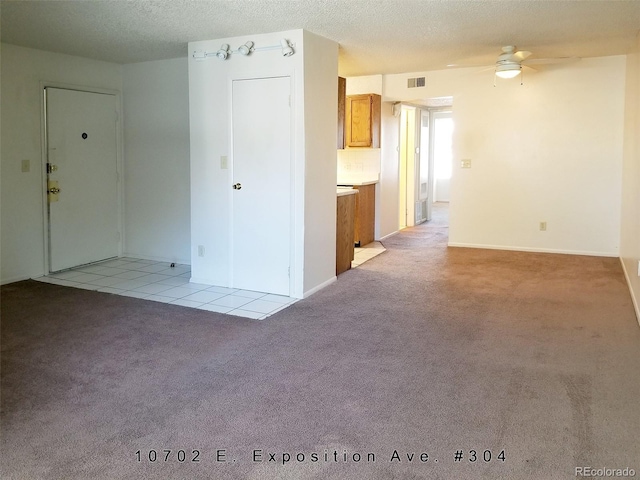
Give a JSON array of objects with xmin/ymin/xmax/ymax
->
[
  {"xmin": 232, "ymin": 183, "xmax": 242, "ymax": 190},
  {"xmin": 47, "ymin": 180, "xmax": 61, "ymax": 203}
]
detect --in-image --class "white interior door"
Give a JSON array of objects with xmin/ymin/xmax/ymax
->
[
  {"xmin": 46, "ymin": 87, "xmax": 119, "ymax": 272},
  {"xmin": 231, "ymin": 77, "xmax": 291, "ymax": 295}
]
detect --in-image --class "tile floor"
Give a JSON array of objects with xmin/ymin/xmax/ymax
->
[
  {"xmin": 34, "ymin": 242, "xmax": 385, "ymax": 320},
  {"xmin": 352, "ymin": 241, "xmax": 386, "ymax": 267},
  {"xmin": 35, "ymin": 257, "xmax": 296, "ymax": 320}
]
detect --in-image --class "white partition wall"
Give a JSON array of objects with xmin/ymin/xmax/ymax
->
[
  {"xmin": 620, "ymin": 33, "xmax": 640, "ymax": 321},
  {"xmin": 188, "ymin": 30, "xmax": 337, "ymax": 298}
]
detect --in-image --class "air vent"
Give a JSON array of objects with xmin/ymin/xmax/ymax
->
[{"xmin": 407, "ymin": 77, "xmax": 426, "ymax": 88}]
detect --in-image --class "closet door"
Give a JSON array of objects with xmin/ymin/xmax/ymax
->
[{"xmin": 231, "ymin": 76, "xmax": 292, "ymax": 295}]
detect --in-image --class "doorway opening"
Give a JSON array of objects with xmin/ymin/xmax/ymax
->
[
  {"xmin": 432, "ymin": 111, "xmax": 453, "ymax": 204},
  {"xmin": 398, "ymin": 103, "xmax": 453, "ymax": 232}
]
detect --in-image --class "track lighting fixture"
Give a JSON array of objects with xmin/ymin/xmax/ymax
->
[
  {"xmin": 280, "ymin": 38, "xmax": 294, "ymax": 57},
  {"xmin": 193, "ymin": 39, "xmax": 296, "ymax": 61},
  {"xmin": 216, "ymin": 44, "xmax": 230, "ymax": 60},
  {"xmin": 238, "ymin": 41, "xmax": 254, "ymax": 56}
]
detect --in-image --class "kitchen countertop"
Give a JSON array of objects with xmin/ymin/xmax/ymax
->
[
  {"xmin": 337, "ymin": 179, "xmax": 378, "ymax": 186},
  {"xmin": 337, "ymin": 187, "xmax": 358, "ymax": 197}
]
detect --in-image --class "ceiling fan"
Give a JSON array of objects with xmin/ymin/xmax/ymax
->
[{"xmin": 449, "ymin": 46, "xmax": 580, "ymax": 79}]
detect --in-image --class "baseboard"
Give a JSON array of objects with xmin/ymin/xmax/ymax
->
[
  {"xmin": 379, "ymin": 230, "xmax": 399, "ymax": 241},
  {"xmin": 189, "ymin": 276, "xmax": 219, "ymax": 286},
  {"xmin": 122, "ymin": 252, "xmax": 190, "ymax": 265},
  {"xmin": 1, "ymin": 274, "xmax": 37, "ymax": 286},
  {"xmin": 303, "ymin": 276, "xmax": 337, "ymax": 298},
  {"xmin": 447, "ymin": 242, "xmax": 619, "ymax": 258},
  {"xmin": 619, "ymin": 258, "xmax": 640, "ymax": 327}
]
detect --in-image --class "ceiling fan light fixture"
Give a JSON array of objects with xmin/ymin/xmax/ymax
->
[{"xmin": 495, "ymin": 63, "xmax": 521, "ymax": 79}]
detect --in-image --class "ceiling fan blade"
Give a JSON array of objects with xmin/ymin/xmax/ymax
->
[
  {"xmin": 523, "ymin": 56, "xmax": 580, "ymax": 65},
  {"xmin": 512, "ymin": 50, "xmax": 532, "ymax": 62}
]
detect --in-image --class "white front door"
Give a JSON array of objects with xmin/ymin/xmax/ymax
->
[
  {"xmin": 46, "ymin": 87, "xmax": 119, "ymax": 272},
  {"xmin": 231, "ymin": 77, "xmax": 291, "ymax": 295}
]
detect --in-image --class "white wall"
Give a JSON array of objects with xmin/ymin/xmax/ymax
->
[
  {"xmin": 122, "ymin": 58, "xmax": 190, "ymax": 264},
  {"xmin": 302, "ymin": 31, "xmax": 339, "ymax": 294},
  {"xmin": 188, "ymin": 30, "xmax": 338, "ymax": 298},
  {"xmin": 385, "ymin": 56, "xmax": 626, "ymax": 256},
  {"xmin": 620, "ymin": 33, "xmax": 640, "ymax": 321},
  {"xmin": 346, "ymin": 75, "xmax": 382, "ymax": 95},
  {"xmin": 0, "ymin": 43, "xmax": 122, "ymax": 283}
]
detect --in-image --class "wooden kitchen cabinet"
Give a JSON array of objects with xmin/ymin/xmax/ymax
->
[
  {"xmin": 345, "ymin": 94, "xmax": 381, "ymax": 148},
  {"xmin": 353, "ymin": 184, "xmax": 375, "ymax": 246},
  {"xmin": 336, "ymin": 192, "xmax": 356, "ymax": 275}
]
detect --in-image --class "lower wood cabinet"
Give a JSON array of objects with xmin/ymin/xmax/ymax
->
[
  {"xmin": 353, "ymin": 184, "xmax": 375, "ymax": 247},
  {"xmin": 336, "ymin": 193, "xmax": 356, "ymax": 275}
]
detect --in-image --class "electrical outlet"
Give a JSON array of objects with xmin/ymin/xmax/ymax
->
[
  {"xmin": 198, "ymin": 245, "xmax": 205, "ymax": 257},
  {"xmin": 461, "ymin": 159, "xmax": 471, "ymax": 169},
  {"xmin": 539, "ymin": 221, "xmax": 547, "ymax": 231}
]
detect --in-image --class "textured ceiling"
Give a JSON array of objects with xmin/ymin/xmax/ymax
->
[{"xmin": 1, "ymin": 0, "xmax": 639, "ymax": 76}]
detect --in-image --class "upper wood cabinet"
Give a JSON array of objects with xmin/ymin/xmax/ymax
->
[
  {"xmin": 337, "ymin": 77, "xmax": 346, "ymax": 149},
  {"xmin": 345, "ymin": 93, "xmax": 381, "ymax": 148}
]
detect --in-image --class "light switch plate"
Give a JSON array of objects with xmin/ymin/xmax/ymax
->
[
  {"xmin": 21, "ymin": 159, "xmax": 30, "ymax": 173},
  {"xmin": 220, "ymin": 156, "xmax": 228, "ymax": 169}
]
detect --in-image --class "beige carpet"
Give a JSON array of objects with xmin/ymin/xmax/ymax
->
[{"xmin": 2, "ymin": 205, "xmax": 639, "ymax": 479}]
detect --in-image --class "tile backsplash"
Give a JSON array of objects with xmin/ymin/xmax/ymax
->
[{"xmin": 337, "ymin": 148, "xmax": 381, "ymax": 183}]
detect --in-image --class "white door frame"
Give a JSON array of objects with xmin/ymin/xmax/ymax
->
[
  {"xmin": 398, "ymin": 105, "xmax": 418, "ymax": 229},
  {"xmin": 227, "ymin": 74, "xmax": 296, "ymax": 296},
  {"xmin": 40, "ymin": 82, "xmax": 124, "ymax": 274}
]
